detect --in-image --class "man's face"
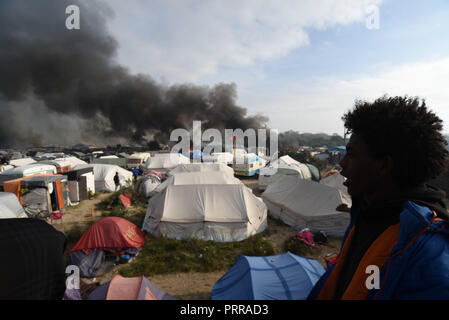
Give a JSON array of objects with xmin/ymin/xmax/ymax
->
[{"xmin": 339, "ymin": 134, "xmax": 383, "ymax": 198}]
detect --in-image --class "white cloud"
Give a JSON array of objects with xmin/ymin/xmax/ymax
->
[
  {"xmin": 242, "ymin": 57, "xmax": 449, "ymax": 134},
  {"xmin": 104, "ymin": 0, "xmax": 382, "ymax": 82}
]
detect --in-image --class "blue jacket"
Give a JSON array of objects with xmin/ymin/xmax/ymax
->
[{"xmin": 308, "ymin": 201, "xmax": 449, "ymax": 299}]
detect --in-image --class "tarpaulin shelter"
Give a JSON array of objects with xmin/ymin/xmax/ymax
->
[
  {"xmin": 0, "ymin": 192, "xmax": 27, "ymax": 218},
  {"xmin": 261, "ymin": 176, "xmax": 351, "ymax": 237},
  {"xmin": 2, "ymin": 174, "xmax": 68, "ymax": 217},
  {"xmin": 69, "ymin": 217, "xmax": 145, "ymax": 278},
  {"xmin": 87, "ymin": 275, "xmax": 177, "ymax": 300},
  {"xmin": 211, "ymin": 252, "xmax": 325, "ymax": 300}
]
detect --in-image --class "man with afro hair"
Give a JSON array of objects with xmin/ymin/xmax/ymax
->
[{"xmin": 308, "ymin": 95, "xmax": 449, "ymax": 300}]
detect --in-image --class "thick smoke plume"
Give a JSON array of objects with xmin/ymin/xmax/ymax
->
[{"xmin": 0, "ymin": 0, "xmax": 268, "ymax": 148}]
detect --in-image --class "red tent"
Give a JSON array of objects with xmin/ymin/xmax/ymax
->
[{"xmin": 70, "ymin": 217, "xmax": 146, "ymax": 254}]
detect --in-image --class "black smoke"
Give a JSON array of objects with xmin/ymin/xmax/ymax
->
[{"xmin": 0, "ymin": 0, "xmax": 268, "ymax": 148}]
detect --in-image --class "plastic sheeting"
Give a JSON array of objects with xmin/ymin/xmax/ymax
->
[{"xmin": 0, "ymin": 192, "xmax": 27, "ymax": 218}]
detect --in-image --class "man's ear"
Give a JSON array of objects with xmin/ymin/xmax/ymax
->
[{"xmin": 379, "ymin": 155, "xmax": 394, "ymax": 177}]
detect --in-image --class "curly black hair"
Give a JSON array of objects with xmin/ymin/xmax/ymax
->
[{"xmin": 342, "ymin": 95, "xmax": 449, "ymax": 187}]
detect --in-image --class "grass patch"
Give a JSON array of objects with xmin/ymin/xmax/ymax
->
[{"xmin": 119, "ymin": 233, "xmax": 275, "ymax": 277}]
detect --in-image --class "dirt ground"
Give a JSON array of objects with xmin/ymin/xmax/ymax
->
[{"xmin": 53, "ymin": 176, "xmax": 343, "ymax": 300}]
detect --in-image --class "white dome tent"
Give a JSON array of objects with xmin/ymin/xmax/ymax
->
[
  {"xmin": 261, "ymin": 176, "xmax": 351, "ymax": 237},
  {"xmin": 143, "ymin": 184, "xmax": 268, "ymax": 242}
]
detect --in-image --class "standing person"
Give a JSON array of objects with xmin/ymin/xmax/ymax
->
[
  {"xmin": 132, "ymin": 167, "xmax": 139, "ymax": 181},
  {"xmin": 308, "ymin": 95, "xmax": 449, "ymax": 300},
  {"xmin": 114, "ymin": 172, "xmax": 120, "ymax": 192}
]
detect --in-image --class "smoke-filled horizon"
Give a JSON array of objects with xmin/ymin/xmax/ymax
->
[{"xmin": 0, "ymin": 0, "xmax": 268, "ymax": 148}]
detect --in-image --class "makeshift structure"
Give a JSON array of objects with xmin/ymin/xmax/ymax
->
[
  {"xmin": 0, "ymin": 192, "xmax": 27, "ymax": 218},
  {"xmin": 0, "ymin": 163, "xmax": 57, "ymax": 184},
  {"xmin": 2, "ymin": 174, "xmax": 68, "ymax": 218},
  {"xmin": 72, "ymin": 164, "xmax": 133, "ymax": 192},
  {"xmin": 66, "ymin": 167, "xmax": 95, "ymax": 203}
]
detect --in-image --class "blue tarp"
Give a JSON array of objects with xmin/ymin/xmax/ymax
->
[{"xmin": 211, "ymin": 252, "xmax": 325, "ymax": 300}]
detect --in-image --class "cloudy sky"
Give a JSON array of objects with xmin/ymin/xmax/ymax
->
[{"xmin": 99, "ymin": 0, "xmax": 449, "ymax": 135}]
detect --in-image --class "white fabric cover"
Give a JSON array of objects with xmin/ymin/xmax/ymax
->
[
  {"xmin": 135, "ymin": 174, "xmax": 161, "ymax": 198},
  {"xmin": 9, "ymin": 158, "xmax": 36, "ymax": 167},
  {"xmin": 55, "ymin": 157, "xmax": 87, "ymax": 167},
  {"xmin": 261, "ymin": 176, "xmax": 350, "ymax": 237},
  {"xmin": 142, "ymin": 153, "xmax": 190, "ymax": 170},
  {"xmin": 168, "ymin": 163, "xmax": 234, "ymax": 176},
  {"xmin": 143, "ymin": 184, "xmax": 268, "ymax": 242},
  {"xmin": 72, "ymin": 164, "xmax": 133, "ymax": 192},
  {"xmin": 0, "ymin": 163, "xmax": 57, "ymax": 177},
  {"xmin": 0, "ymin": 192, "xmax": 27, "ymax": 218},
  {"xmin": 319, "ymin": 172, "xmax": 352, "ymax": 206},
  {"xmin": 152, "ymin": 171, "xmax": 242, "ymax": 196},
  {"xmin": 258, "ymin": 165, "xmax": 303, "ymax": 191},
  {"xmin": 270, "ymin": 156, "xmax": 311, "ymax": 180}
]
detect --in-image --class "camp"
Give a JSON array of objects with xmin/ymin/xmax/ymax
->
[
  {"xmin": 261, "ymin": 176, "xmax": 351, "ymax": 237},
  {"xmin": 211, "ymin": 252, "xmax": 325, "ymax": 300},
  {"xmin": 68, "ymin": 217, "xmax": 146, "ymax": 278}
]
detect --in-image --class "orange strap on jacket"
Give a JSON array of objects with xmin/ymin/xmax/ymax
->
[{"xmin": 317, "ymin": 223, "xmax": 400, "ymax": 300}]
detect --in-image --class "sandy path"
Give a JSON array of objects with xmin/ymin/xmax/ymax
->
[{"xmin": 50, "ymin": 192, "xmax": 111, "ymax": 233}]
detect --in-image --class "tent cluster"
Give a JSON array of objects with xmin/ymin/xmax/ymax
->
[{"xmin": 0, "ymin": 149, "xmax": 354, "ymax": 300}]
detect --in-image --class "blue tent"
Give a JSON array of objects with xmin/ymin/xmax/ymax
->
[{"xmin": 211, "ymin": 252, "xmax": 325, "ymax": 300}]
